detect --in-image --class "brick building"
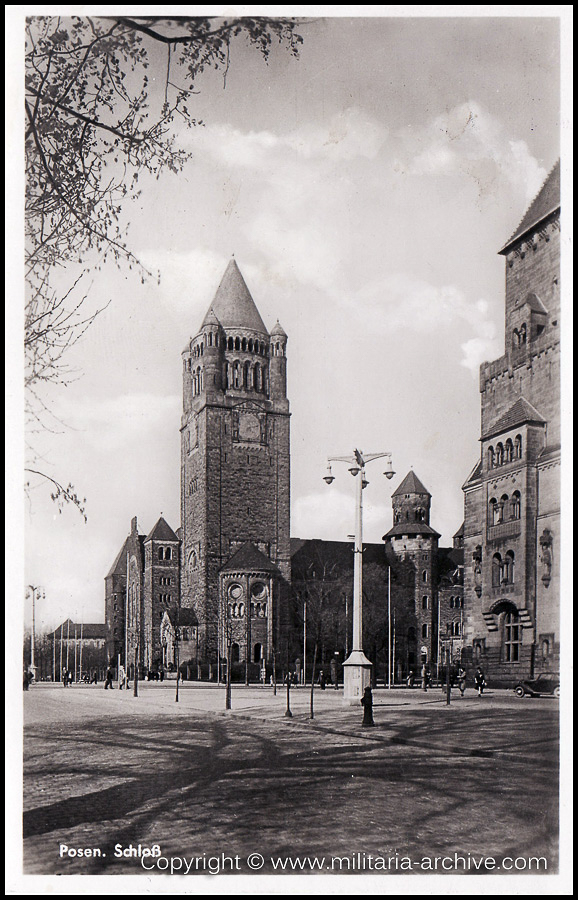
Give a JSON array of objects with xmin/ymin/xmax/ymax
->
[{"xmin": 462, "ymin": 162, "xmax": 560, "ymax": 684}]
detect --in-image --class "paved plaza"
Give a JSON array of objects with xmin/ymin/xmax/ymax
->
[{"xmin": 21, "ymin": 682, "xmax": 559, "ymax": 877}]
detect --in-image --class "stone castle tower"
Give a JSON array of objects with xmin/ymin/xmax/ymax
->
[
  {"xmin": 180, "ymin": 259, "xmax": 291, "ymax": 664},
  {"xmin": 462, "ymin": 161, "xmax": 560, "ymax": 682},
  {"xmin": 383, "ymin": 471, "xmax": 441, "ymax": 668}
]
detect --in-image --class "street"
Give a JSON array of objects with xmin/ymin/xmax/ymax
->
[{"xmin": 22, "ymin": 682, "xmax": 559, "ymax": 876}]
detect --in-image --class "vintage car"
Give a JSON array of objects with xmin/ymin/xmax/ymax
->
[{"xmin": 513, "ymin": 672, "xmax": 560, "ymax": 698}]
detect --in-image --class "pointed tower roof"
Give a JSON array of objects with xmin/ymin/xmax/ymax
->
[
  {"xmin": 392, "ymin": 470, "xmax": 431, "ymax": 497},
  {"xmin": 202, "ymin": 259, "xmax": 268, "ymax": 334},
  {"xmin": 270, "ymin": 319, "xmax": 287, "ymax": 338},
  {"xmin": 201, "ymin": 306, "xmax": 222, "ymax": 329},
  {"xmin": 106, "ymin": 536, "xmax": 130, "ymax": 578},
  {"xmin": 481, "ymin": 396, "xmax": 546, "ymax": 440},
  {"xmin": 145, "ymin": 517, "xmax": 180, "ymax": 543},
  {"xmin": 221, "ymin": 541, "xmax": 280, "ymax": 574},
  {"xmin": 500, "ymin": 160, "xmax": 560, "ymax": 254}
]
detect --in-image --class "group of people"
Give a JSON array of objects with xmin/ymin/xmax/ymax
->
[{"xmin": 405, "ymin": 664, "xmax": 487, "ymax": 697}]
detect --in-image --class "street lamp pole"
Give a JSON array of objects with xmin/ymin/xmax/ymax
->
[
  {"xmin": 27, "ymin": 585, "xmax": 44, "ymax": 680},
  {"xmin": 324, "ymin": 449, "xmax": 395, "ymax": 704}
]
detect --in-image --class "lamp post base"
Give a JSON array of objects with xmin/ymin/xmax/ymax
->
[{"xmin": 342, "ymin": 651, "xmax": 372, "ymax": 705}]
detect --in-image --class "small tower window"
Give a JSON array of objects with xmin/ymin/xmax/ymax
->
[
  {"xmin": 488, "ymin": 446, "xmax": 494, "ymax": 469},
  {"xmin": 511, "ymin": 491, "xmax": 521, "ymax": 520},
  {"xmin": 492, "ymin": 553, "xmax": 502, "ymax": 587},
  {"xmin": 422, "ymin": 570, "xmax": 427, "ymax": 583},
  {"xmin": 422, "ymin": 623, "xmax": 430, "ymax": 639},
  {"xmin": 514, "ymin": 435, "xmax": 522, "ymax": 459},
  {"xmin": 505, "ymin": 439, "xmax": 514, "ymax": 462},
  {"xmin": 495, "ymin": 443, "xmax": 504, "ymax": 466},
  {"xmin": 422, "ymin": 596, "xmax": 429, "ymax": 610}
]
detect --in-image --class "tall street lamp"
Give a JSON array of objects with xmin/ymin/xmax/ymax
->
[
  {"xmin": 324, "ymin": 449, "xmax": 395, "ymax": 704},
  {"xmin": 26, "ymin": 585, "xmax": 44, "ymax": 680}
]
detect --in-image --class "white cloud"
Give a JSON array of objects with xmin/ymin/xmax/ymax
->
[{"xmin": 405, "ymin": 101, "xmax": 547, "ymax": 204}]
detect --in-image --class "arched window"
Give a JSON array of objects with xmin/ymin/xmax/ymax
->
[
  {"xmin": 511, "ymin": 491, "xmax": 521, "ymax": 520},
  {"xmin": 422, "ymin": 570, "xmax": 427, "ymax": 582},
  {"xmin": 512, "ymin": 328, "xmax": 519, "ymax": 348},
  {"xmin": 489, "ymin": 498, "xmax": 498, "ymax": 525},
  {"xmin": 231, "ymin": 643, "xmax": 240, "ymax": 663},
  {"xmin": 243, "ymin": 361, "xmax": 251, "ymax": 389},
  {"xmin": 495, "ymin": 443, "xmax": 504, "ymax": 466},
  {"xmin": 158, "ymin": 548, "xmax": 164, "ymax": 561},
  {"xmin": 488, "ymin": 446, "xmax": 495, "ymax": 468},
  {"xmin": 503, "ymin": 610, "xmax": 521, "ymax": 661},
  {"xmin": 520, "ymin": 323, "xmax": 527, "ymax": 344},
  {"xmin": 254, "ymin": 643, "xmax": 263, "ymax": 663},
  {"xmin": 235, "ymin": 337, "xmax": 241, "ymax": 351},
  {"xmin": 492, "ymin": 553, "xmax": 502, "ymax": 587},
  {"xmin": 542, "ymin": 639, "xmax": 550, "ymax": 658},
  {"xmin": 422, "ymin": 596, "xmax": 429, "ymax": 609},
  {"xmin": 254, "ymin": 363, "xmax": 261, "ymax": 392},
  {"xmin": 422, "ymin": 623, "xmax": 429, "ymax": 639},
  {"xmin": 505, "ymin": 439, "xmax": 514, "ymax": 462},
  {"xmin": 514, "ymin": 435, "xmax": 522, "ymax": 459},
  {"xmin": 248, "ymin": 339, "xmax": 253, "ymax": 352},
  {"xmin": 499, "ymin": 494, "xmax": 509, "ymax": 523},
  {"xmin": 233, "ymin": 361, "xmax": 241, "ymax": 389},
  {"xmin": 504, "ymin": 550, "xmax": 515, "ymax": 584},
  {"xmin": 242, "ymin": 338, "xmax": 247, "ymax": 351}
]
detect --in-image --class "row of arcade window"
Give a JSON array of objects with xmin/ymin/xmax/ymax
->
[
  {"xmin": 157, "ymin": 547, "xmax": 174, "ymax": 561},
  {"xmin": 229, "ymin": 602, "xmax": 268, "ymax": 618},
  {"xmin": 226, "ymin": 360, "xmax": 267, "ymax": 392},
  {"xmin": 492, "ymin": 551, "xmax": 515, "ymax": 587},
  {"xmin": 488, "ymin": 436, "xmax": 522, "ymax": 468},
  {"xmin": 489, "ymin": 492, "xmax": 521, "ymax": 525},
  {"xmin": 449, "ymin": 596, "xmax": 463, "ymax": 608}
]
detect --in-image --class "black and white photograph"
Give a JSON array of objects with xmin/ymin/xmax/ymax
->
[{"xmin": 8, "ymin": 5, "xmax": 571, "ymax": 893}]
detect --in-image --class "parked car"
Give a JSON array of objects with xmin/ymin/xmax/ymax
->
[{"xmin": 513, "ymin": 672, "xmax": 560, "ymax": 698}]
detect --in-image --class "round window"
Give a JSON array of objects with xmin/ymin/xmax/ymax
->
[
  {"xmin": 251, "ymin": 582, "xmax": 267, "ymax": 600},
  {"xmin": 229, "ymin": 584, "xmax": 243, "ymax": 601}
]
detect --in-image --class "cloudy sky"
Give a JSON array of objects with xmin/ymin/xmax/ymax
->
[{"xmin": 17, "ymin": 10, "xmax": 564, "ymax": 631}]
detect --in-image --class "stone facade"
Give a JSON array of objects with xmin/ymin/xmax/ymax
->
[
  {"xmin": 180, "ymin": 260, "xmax": 291, "ymax": 664},
  {"xmin": 383, "ymin": 471, "xmax": 464, "ymax": 672},
  {"xmin": 462, "ymin": 162, "xmax": 560, "ymax": 684}
]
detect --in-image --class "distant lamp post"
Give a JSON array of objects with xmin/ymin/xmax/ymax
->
[
  {"xmin": 324, "ymin": 449, "xmax": 395, "ymax": 704},
  {"xmin": 174, "ymin": 621, "xmax": 181, "ymax": 703},
  {"xmin": 26, "ymin": 585, "xmax": 45, "ymax": 680}
]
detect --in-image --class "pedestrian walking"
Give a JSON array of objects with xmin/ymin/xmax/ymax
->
[
  {"xmin": 62, "ymin": 667, "xmax": 68, "ymax": 686},
  {"xmin": 118, "ymin": 663, "xmax": 126, "ymax": 690},
  {"xmin": 457, "ymin": 665, "xmax": 467, "ymax": 697},
  {"xmin": 421, "ymin": 663, "xmax": 428, "ymax": 692},
  {"xmin": 360, "ymin": 686, "xmax": 375, "ymax": 727},
  {"xmin": 104, "ymin": 665, "xmax": 114, "ymax": 690},
  {"xmin": 319, "ymin": 670, "xmax": 326, "ymax": 690},
  {"xmin": 23, "ymin": 669, "xmax": 32, "ymax": 691},
  {"xmin": 406, "ymin": 670, "xmax": 415, "ymax": 688},
  {"xmin": 90, "ymin": 670, "xmax": 98, "ymax": 685},
  {"xmin": 474, "ymin": 666, "xmax": 486, "ymax": 696}
]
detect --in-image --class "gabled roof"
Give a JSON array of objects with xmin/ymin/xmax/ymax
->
[
  {"xmin": 481, "ymin": 397, "xmax": 546, "ymax": 440},
  {"xmin": 202, "ymin": 259, "xmax": 268, "ymax": 334},
  {"xmin": 106, "ymin": 536, "xmax": 130, "ymax": 578},
  {"xmin": 462, "ymin": 458, "xmax": 483, "ymax": 489},
  {"xmin": 522, "ymin": 292, "xmax": 549, "ymax": 315},
  {"xmin": 220, "ymin": 541, "xmax": 280, "ymax": 574},
  {"xmin": 165, "ymin": 607, "xmax": 198, "ymax": 628},
  {"xmin": 392, "ymin": 470, "xmax": 431, "ymax": 497},
  {"xmin": 145, "ymin": 517, "xmax": 180, "ymax": 543},
  {"xmin": 382, "ymin": 522, "xmax": 440, "ymax": 540},
  {"xmin": 500, "ymin": 160, "xmax": 560, "ymax": 254},
  {"xmin": 51, "ymin": 621, "xmax": 107, "ymax": 639}
]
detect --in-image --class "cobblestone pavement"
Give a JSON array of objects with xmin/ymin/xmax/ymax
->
[{"xmin": 22, "ymin": 683, "xmax": 559, "ymax": 877}]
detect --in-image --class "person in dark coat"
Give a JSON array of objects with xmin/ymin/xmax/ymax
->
[
  {"xmin": 319, "ymin": 670, "xmax": 326, "ymax": 690},
  {"xmin": 474, "ymin": 666, "xmax": 486, "ymax": 696},
  {"xmin": 104, "ymin": 666, "xmax": 114, "ymax": 689},
  {"xmin": 360, "ymin": 686, "xmax": 375, "ymax": 727}
]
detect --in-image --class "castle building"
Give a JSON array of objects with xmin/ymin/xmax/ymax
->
[{"xmin": 462, "ymin": 162, "xmax": 560, "ymax": 682}]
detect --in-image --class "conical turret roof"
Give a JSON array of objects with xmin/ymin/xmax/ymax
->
[
  {"xmin": 202, "ymin": 259, "xmax": 268, "ymax": 334},
  {"xmin": 145, "ymin": 517, "xmax": 180, "ymax": 543},
  {"xmin": 392, "ymin": 470, "xmax": 431, "ymax": 497}
]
